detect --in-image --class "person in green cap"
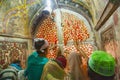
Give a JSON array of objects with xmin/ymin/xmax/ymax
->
[{"xmin": 88, "ymin": 50, "xmax": 116, "ymax": 80}]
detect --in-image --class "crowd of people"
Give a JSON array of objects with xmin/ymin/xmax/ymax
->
[{"xmin": 0, "ymin": 38, "xmax": 116, "ymax": 80}]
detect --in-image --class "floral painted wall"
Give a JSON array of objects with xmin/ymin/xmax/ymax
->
[
  {"xmin": 99, "ymin": 7, "xmax": 120, "ymax": 80},
  {"xmin": 0, "ymin": 0, "xmax": 43, "ymax": 36},
  {"xmin": 0, "ymin": 0, "xmax": 108, "ymax": 70},
  {"xmin": 0, "ymin": 0, "xmax": 41, "ymax": 69},
  {"xmin": 0, "ymin": 0, "xmax": 26, "ymax": 35},
  {"xmin": 113, "ymin": 7, "xmax": 120, "ymax": 80},
  {"xmin": 0, "ymin": 37, "xmax": 29, "ymax": 69},
  {"xmin": 72, "ymin": 0, "xmax": 109, "ymax": 25}
]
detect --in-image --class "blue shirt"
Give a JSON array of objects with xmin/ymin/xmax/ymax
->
[
  {"xmin": 24, "ymin": 51, "xmax": 49, "ymax": 80},
  {"xmin": 10, "ymin": 63, "xmax": 22, "ymax": 70}
]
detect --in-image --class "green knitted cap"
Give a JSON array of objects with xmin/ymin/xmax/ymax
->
[{"xmin": 88, "ymin": 51, "xmax": 115, "ymax": 76}]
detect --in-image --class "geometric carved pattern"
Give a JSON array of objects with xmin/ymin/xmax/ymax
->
[{"xmin": 0, "ymin": 41, "xmax": 28, "ymax": 69}]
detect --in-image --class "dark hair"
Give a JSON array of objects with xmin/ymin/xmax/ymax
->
[
  {"xmin": 34, "ymin": 39, "xmax": 45, "ymax": 50},
  {"xmin": 88, "ymin": 66, "xmax": 115, "ymax": 80}
]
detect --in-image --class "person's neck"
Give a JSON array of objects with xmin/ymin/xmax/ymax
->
[{"xmin": 36, "ymin": 51, "xmax": 46, "ymax": 57}]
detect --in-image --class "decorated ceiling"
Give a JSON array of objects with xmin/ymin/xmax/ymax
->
[{"xmin": 0, "ymin": 0, "xmax": 109, "ymax": 35}]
